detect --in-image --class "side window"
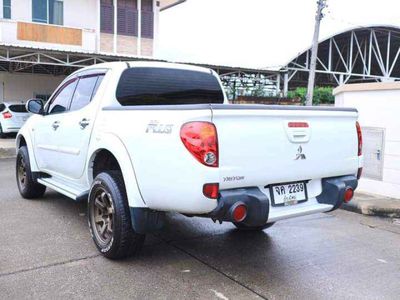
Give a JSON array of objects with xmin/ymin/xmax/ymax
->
[
  {"xmin": 93, "ymin": 75, "xmax": 105, "ymax": 97},
  {"xmin": 69, "ymin": 76, "xmax": 99, "ymax": 112},
  {"xmin": 0, "ymin": 103, "xmax": 5, "ymax": 112},
  {"xmin": 48, "ymin": 79, "xmax": 78, "ymax": 115}
]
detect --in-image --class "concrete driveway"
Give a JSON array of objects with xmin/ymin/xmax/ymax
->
[
  {"xmin": 0, "ymin": 136, "xmax": 15, "ymax": 158},
  {"xmin": 1, "ymin": 158, "xmax": 400, "ymax": 299}
]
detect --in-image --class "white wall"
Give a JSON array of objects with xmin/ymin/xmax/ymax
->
[
  {"xmin": 0, "ymin": 72, "xmax": 64, "ymax": 103},
  {"xmin": 1, "ymin": 0, "xmax": 97, "ymax": 30},
  {"xmin": 335, "ymin": 85, "xmax": 400, "ymax": 199}
]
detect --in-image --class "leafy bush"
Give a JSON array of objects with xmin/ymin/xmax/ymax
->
[{"xmin": 287, "ymin": 86, "xmax": 334, "ymax": 105}]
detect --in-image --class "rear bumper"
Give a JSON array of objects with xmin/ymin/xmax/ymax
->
[{"xmin": 208, "ymin": 175, "xmax": 358, "ymax": 226}]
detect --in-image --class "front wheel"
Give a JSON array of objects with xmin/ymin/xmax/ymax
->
[
  {"xmin": 16, "ymin": 146, "xmax": 46, "ymax": 199},
  {"xmin": 233, "ymin": 222, "xmax": 275, "ymax": 231},
  {"xmin": 88, "ymin": 171, "xmax": 145, "ymax": 259}
]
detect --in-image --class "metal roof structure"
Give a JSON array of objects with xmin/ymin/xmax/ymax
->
[
  {"xmin": 283, "ymin": 25, "xmax": 400, "ymax": 91},
  {"xmin": 0, "ymin": 43, "xmax": 280, "ymax": 100}
]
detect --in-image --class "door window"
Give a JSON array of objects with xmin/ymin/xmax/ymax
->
[
  {"xmin": 48, "ymin": 79, "xmax": 78, "ymax": 115},
  {"xmin": 69, "ymin": 75, "xmax": 105, "ymax": 112}
]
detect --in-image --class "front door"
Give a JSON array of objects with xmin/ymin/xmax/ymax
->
[{"xmin": 33, "ymin": 78, "xmax": 78, "ymax": 173}]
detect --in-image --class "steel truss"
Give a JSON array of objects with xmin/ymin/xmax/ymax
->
[{"xmin": 284, "ymin": 26, "xmax": 400, "ymax": 91}]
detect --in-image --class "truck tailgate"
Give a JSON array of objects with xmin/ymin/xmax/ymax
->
[{"xmin": 211, "ymin": 105, "xmax": 360, "ymax": 190}]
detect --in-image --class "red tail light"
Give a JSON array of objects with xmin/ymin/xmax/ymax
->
[
  {"xmin": 180, "ymin": 121, "xmax": 218, "ymax": 167},
  {"xmin": 288, "ymin": 122, "xmax": 309, "ymax": 128},
  {"xmin": 356, "ymin": 121, "xmax": 362, "ymax": 156},
  {"xmin": 2, "ymin": 111, "xmax": 12, "ymax": 119},
  {"xmin": 203, "ymin": 183, "xmax": 219, "ymax": 199}
]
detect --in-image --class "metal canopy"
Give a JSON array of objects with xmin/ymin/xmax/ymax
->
[
  {"xmin": 0, "ymin": 43, "xmax": 279, "ymax": 100},
  {"xmin": 284, "ymin": 26, "xmax": 400, "ymax": 89}
]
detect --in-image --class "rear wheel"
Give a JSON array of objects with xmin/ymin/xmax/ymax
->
[
  {"xmin": 233, "ymin": 222, "xmax": 275, "ymax": 231},
  {"xmin": 88, "ymin": 171, "xmax": 145, "ymax": 259},
  {"xmin": 16, "ymin": 146, "xmax": 46, "ymax": 199}
]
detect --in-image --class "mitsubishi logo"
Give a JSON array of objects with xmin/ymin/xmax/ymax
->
[{"xmin": 295, "ymin": 146, "xmax": 306, "ymax": 160}]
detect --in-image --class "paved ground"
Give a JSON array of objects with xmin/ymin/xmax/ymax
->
[
  {"xmin": 0, "ymin": 136, "xmax": 15, "ymax": 158},
  {"xmin": 1, "ymin": 158, "xmax": 400, "ymax": 299}
]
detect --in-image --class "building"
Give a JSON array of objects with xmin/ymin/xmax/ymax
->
[
  {"xmin": 0, "ymin": 0, "xmax": 186, "ymax": 102},
  {"xmin": 334, "ymin": 82, "xmax": 400, "ymax": 199}
]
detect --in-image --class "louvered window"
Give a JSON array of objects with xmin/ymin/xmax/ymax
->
[
  {"xmin": 100, "ymin": 0, "xmax": 114, "ymax": 34},
  {"xmin": 118, "ymin": 0, "xmax": 138, "ymax": 36},
  {"xmin": 141, "ymin": 0, "xmax": 154, "ymax": 38}
]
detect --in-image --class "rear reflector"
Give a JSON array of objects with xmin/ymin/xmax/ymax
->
[
  {"xmin": 2, "ymin": 111, "xmax": 12, "ymax": 119},
  {"xmin": 356, "ymin": 121, "xmax": 362, "ymax": 156},
  {"xmin": 203, "ymin": 183, "xmax": 219, "ymax": 199},
  {"xmin": 288, "ymin": 122, "xmax": 309, "ymax": 128},
  {"xmin": 231, "ymin": 203, "xmax": 247, "ymax": 222},
  {"xmin": 344, "ymin": 187, "xmax": 354, "ymax": 203}
]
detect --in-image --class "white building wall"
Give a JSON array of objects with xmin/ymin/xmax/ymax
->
[
  {"xmin": 334, "ymin": 83, "xmax": 400, "ymax": 199},
  {"xmin": 0, "ymin": 72, "xmax": 64, "ymax": 103}
]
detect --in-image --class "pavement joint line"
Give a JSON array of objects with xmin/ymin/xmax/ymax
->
[
  {"xmin": 0, "ymin": 253, "xmax": 101, "ymax": 278},
  {"xmin": 154, "ymin": 233, "xmax": 268, "ymax": 300}
]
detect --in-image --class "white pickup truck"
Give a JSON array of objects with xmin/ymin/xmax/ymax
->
[{"xmin": 16, "ymin": 62, "xmax": 363, "ymax": 259}]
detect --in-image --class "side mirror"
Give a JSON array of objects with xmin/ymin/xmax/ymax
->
[{"xmin": 26, "ymin": 99, "xmax": 44, "ymax": 115}]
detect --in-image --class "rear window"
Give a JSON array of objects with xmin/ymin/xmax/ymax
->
[
  {"xmin": 0, "ymin": 103, "xmax": 5, "ymax": 112},
  {"xmin": 9, "ymin": 104, "xmax": 27, "ymax": 113},
  {"xmin": 116, "ymin": 67, "xmax": 224, "ymax": 106}
]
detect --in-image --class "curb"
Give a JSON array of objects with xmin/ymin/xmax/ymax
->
[{"xmin": 341, "ymin": 197, "xmax": 400, "ymax": 218}]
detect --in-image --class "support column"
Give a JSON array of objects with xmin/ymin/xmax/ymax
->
[
  {"xmin": 283, "ymin": 73, "xmax": 289, "ymax": 97},
  {"xmin": 138, "ymin": 0, "xmax": 142, "ymax": 55},
  {"xmin": 275, "ymin": 74, "xmax": 281, "ymax": 97},
  {"xmin": 113, "ymin": 0, "xmax": 118, "ymax": 54}
]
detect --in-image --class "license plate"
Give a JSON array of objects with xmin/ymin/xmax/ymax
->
[{"xmin": 270, "ymin": 181, "xmax": 308, "ymax": 206}]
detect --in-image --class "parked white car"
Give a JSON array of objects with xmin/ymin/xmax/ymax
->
[
  {"xmin": 16, "ymin": 62, "xmax": 363, "ymax": 259},
  {"xmin": 0, "ymin": 102, "xmax": 29, "ymax": 138}
]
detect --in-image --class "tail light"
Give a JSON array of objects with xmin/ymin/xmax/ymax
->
[
  {"xmin": 356, "ymin": 121, "xmax": 362, "ymax": 156},
  {"xmin": 2, "ymin": 111, "xmax": 12, "ymax": 119},
  {"xmin": 356, "ymin": 121, "xmax": 363, "ymax": 179},
  {"xmin": 180, "ymin": 121, "xmax": 218, "ymax": 167},
  {"xmin": 203, "ymin": 183, "xmax": 219, "ymax": 199}
]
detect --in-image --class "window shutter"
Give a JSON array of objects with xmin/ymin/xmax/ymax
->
[
  {"xmin": 101, "ymin": 0, "xmax": 114, "ymax": 34},
  {"xmin": 141, "ymin": 0, "xmax": 153, "ymax": 38}
]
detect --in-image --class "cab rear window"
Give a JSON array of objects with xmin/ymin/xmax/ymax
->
[
  {"xmin": 116, "ymin": 67, "xmax": 224, "ymax": 106},
  {"xmin": 8, "ymin": 104, "xmax": 27, "ymax": 113}
]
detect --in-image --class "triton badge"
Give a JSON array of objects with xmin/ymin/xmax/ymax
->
[{"xmin": 295, "ymin": 146, "xmax": 306, "ymax": 160}]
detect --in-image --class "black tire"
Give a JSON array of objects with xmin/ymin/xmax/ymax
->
[
  {"xmin": 0, "ymin": 123, "xmax": 6, "ymax": 138},
  {"xmin": 16, "ymin": 146, "xmax": 46, "ymax": 199},
  {"xmin": 88, "ymin": 171, "xmax": 145, "ymax": 259},
  {"xmin": 233, "ymin": 222, "xmax": 275, "ymax": 231}
]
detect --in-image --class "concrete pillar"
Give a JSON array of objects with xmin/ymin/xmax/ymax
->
[
  {"xmin": 276, "ymin": 74, "xmax": 281, "ymax": 97},
  {"xmin": 283, "ymin": 73, "xmax": 289, "ymax": 97}
]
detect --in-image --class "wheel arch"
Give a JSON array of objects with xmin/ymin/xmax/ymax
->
[
  {"xmin": 87, "ymin": 135, "xmax": 146, "ymax": 208},
  {"xmin": 16, "ymin": 131, "xmax": 40, "ymax": 172}
]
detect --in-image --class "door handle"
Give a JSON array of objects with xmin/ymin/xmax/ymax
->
[
  {"xmin": 79, "ymin": 118, "xmax": 90, "ymax": 129},
  {"xmin": 375, "ymin": 149, "xmax": 381, "ymax": 160},
  {"xmin": 52, "ymin": 121, "xmax": 60, "ymax": 131}
]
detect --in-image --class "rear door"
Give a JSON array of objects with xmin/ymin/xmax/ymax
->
[
  {"xmin": 54, "ymin": 73, "xmax": 105, "ymax": 179},
  {"xmin": 212, "ymin": 106, "xmax": 360, "ymax": 190}
]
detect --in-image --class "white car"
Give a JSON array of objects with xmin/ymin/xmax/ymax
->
[
  {"xmin": 16, "ymin": 62, "xmax": 363, "ymax": 259},
  {"xmin": 0, "ymin": 102, "xmax": 29, "ymax": 138}
]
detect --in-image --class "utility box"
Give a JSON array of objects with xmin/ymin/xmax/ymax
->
[{"xmin": 334, "ymin": 82, "xmax": 400, "ymax": 199}]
